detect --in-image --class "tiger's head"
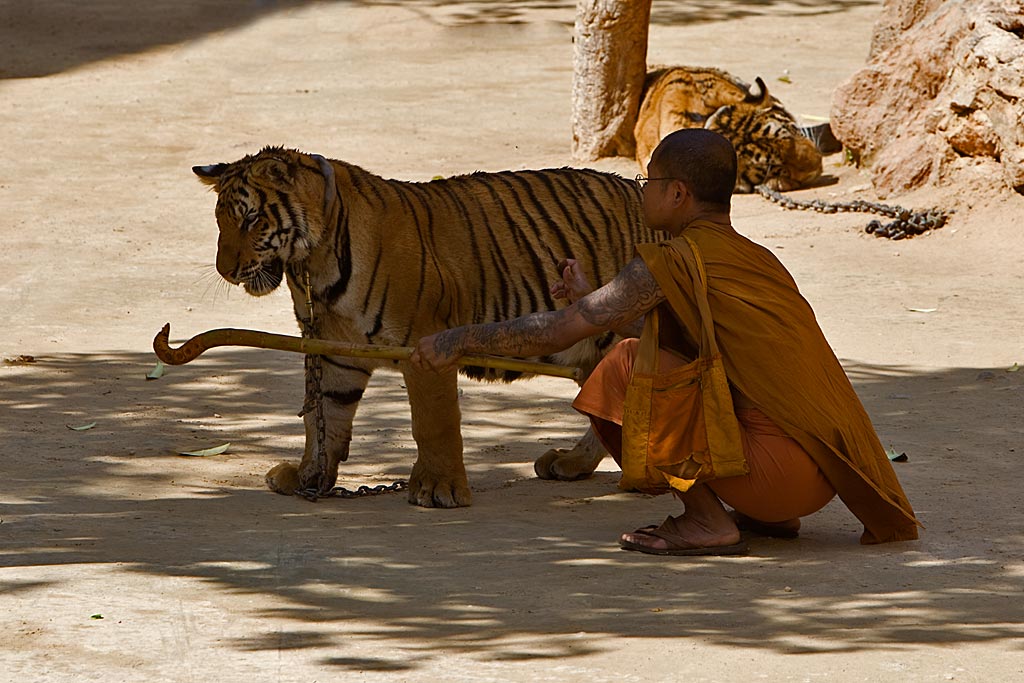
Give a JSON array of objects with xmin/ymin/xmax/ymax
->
[
  {"xmin": 704, "ymin": 78, "xmax": 823, "ymax": 193},
  {"xmin": 193, "ymin": 146, "xmax": 336, "ymax": 296}
]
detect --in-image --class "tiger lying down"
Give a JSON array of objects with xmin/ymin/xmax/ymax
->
[
  {"xmin": 634, "ymin": 65, "xmax": 831, "ymax": 192},
  {"xmin": 193, "ymin": 147, "xmax": 658, "ymax": 507}
]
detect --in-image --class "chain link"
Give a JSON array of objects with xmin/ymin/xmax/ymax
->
[
  {"xmin": 295, "ymin": 480, "xmax": 409, "ymax": 502},
  {"xmin": 755, "ymin": 184, "xmax": 951, "ymax": 240}
]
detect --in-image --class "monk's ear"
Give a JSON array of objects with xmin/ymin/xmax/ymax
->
[
  {"xmin": 671, "ymin": 179, "xmax": 690, "ymax": 206},
  {"xmin": 193, "ymin": 163, "xmax": 229, "ymax": 188}
]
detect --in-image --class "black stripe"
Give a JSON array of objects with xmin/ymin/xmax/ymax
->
[
  {"xmin": 581, "ymin": 172, "xmax": 638, "ymax": 274},
  {"xmin": 277, "ymin": 189, "xmax": 300, "ymax": 232},
  {"xmin": 254, "ymin": 186, "xmax": 269, "ymax": 212},
  {"xmin": 323, "ymin": 388, "xmax": 365, "ymax": 406},
  {"xmin": 325, "ymin": 205, "xmax": 352, "ymax": 304},
  {"xmin": 322, "ymin": 355, "xmax": 372, "ymax": 376},
  {"xmin": 392, "ymin": 184, "xmax": 428, "ymax": 319},
  {"xmin": 399, "ymin": 184, "xmax": 438, "ymax": 321},
  {"xmin": 519, "ymin": 272, "xmax": 539, "ymax": 313},
  {"xmin": 490, "ymin": 173, "xmax": 560, "ymax": 311},
  {"xmin": 456, "ymin": 177, "xmax": 516, "ymax": 322},
  {"xmin": 559, "ymin": 170, "xmax": 617, "ymax": 240},
  {"xmin": 514, "ymin": 172, "xmax": 580, "ymax": 308},
  {"xmin": 513, "ymin": 172, "xmax": 576, "ymax": 268},
  {"xmin": 360, "ymin": 172, "xmax": 387, "ymax": 206},
  {"xmin": 426, "ymin": 180, "xmax": 491, "ymax": 322},
  {"xmin": 361, "ymin": 244, "xmax": 385, "ymax": 312},
  {"xmin": 367, "ymin": 280, "xmax": 389, "ymax": 341},
  {"xmin": 477, "ymin": 177, "xmax": 532, "ymax": 319},
  {"xmin": 549, "ymin": 172, "xmax": 613, "ymax": 289}
]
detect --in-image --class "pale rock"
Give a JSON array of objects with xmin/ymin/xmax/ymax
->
[{"xmin": 831, "ymin": 0, "xmax": 1024, "ymax": 196}]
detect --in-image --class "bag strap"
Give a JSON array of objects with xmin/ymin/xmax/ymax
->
[
  {"xmin": 634, "ymin": 304, "xmax": 661, "ymax": 374},
  {"xmin": 653, "ymin": 235, "xmax": 721, "ymax": 360}
]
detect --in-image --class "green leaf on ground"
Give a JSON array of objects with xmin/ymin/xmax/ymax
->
[
  {"xmin": 90, "ymin": 614, "xmax": 103, "ymax": 620},
  {"xmin": 66, "ymin": 422, "xmax": 97, "ymax": 431},
  {"xmin": 146, "ymin": 361, "xmax": 166, "ymax": 380},
  {"xmin": 179, "ymin": 443, "xmax": 231, "ymax": 457},
  {"xmin": 886, "ymin": 447, "xmax": 908, "ymax": 462}
]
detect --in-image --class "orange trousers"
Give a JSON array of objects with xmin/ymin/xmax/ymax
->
[{"xmin": 573, "ymin": 339, "xmax": 836, "ymax": 523}]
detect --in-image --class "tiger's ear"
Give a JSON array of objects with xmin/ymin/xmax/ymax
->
[
  {"xmin": 743, "ymin": 77, "xmax": 769, "ymax": 106},
  {"xmin": 252, "ymin": 158, "xmax": 292, "ymax": 185},
  {"xmin": 193, "ymin": 163, "xmax": 229, "ymax": 187}
]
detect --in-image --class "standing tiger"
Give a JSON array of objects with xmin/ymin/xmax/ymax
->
[
  {"xmin": 634, "ymin": 66, "xmax": 824, "ymax": 192},
  {"xmin": 192, "ymin": 147, "xmax": 657, "ymax": 507}
]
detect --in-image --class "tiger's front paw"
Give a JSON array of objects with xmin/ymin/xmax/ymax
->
[
  {"xmin": 534, "ymin": 446, "xmax": 603, "ymax": 481},
  {"xmin": 407, "ymin": 471, "xmax": 472, "ymax": 508},
  {"xmin": 265, "ymin": 462, "xmax": 301, "ymax": 495}
]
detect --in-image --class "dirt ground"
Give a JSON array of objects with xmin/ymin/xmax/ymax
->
[{"xmin": 2, "ymin": 1, "xmax": 1023, "ymax": 681}]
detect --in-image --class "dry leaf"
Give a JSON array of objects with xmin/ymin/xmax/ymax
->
[
  {"xmin": 146, "ymin": 361, "xmax": 165, "ymax": 380},
  {"xmin": 179, "ymin": 443, "xmax": 231, "ymax": 457}
]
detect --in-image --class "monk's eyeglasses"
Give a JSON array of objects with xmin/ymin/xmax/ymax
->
[{"xmin": 634, "ymin": 174, "xmax": 681, "ymax": 191}]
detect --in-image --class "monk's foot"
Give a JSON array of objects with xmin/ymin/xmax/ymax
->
[
  {"xmin": 730, "ymin": 510, "xmax": 800, "ymax": 539},
  {"xmin": 619, "ymin": 514, "xmax": 746, "ymax": 556}
]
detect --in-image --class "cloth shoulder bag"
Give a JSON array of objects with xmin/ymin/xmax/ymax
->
[{"xmin": 619, "ymin": 236, "xmax": 749, "ymax": 494}]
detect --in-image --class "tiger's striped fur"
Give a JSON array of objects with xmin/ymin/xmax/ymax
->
[
  {"xmin": 634, "ymin": 66, "xmax": 823, "ymax": 193},
  {"xmin": 193, "ymin": 147, "xmax": 657, "ymax": 507}
]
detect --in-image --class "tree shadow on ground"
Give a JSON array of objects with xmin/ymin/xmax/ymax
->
[
  {"xmin": 2, "ymin": 349, "xmax": 1022, "ymax": 669},
  {"xmin": 1, "ymin": 0, "xmax": 308, "ymax": 79},
  {"xmin": 1, "ymin": 0, "xmax": 877, "ymax": 79},
  {"xmin": 356, "ymin": 0, "xmax": 879, "ymax": 27}
]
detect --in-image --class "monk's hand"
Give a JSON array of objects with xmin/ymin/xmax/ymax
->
[
  {"xmin": 411, "ymin": 330, "xmax": 464, "ymax": 374},
  {"xmin": 549, "ymin": 258, "xmax": 594, "ymax": 304}
]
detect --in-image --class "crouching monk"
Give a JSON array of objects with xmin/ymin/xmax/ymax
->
[{"xmin": 412, "ymin": 128, "xmax": 919, "ymax": 555}]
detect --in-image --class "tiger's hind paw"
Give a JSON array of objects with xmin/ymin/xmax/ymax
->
[
  {"xmin": 534, "ymin": 447, "xmax": 603, "ymax": 481},
  {"xmin": 265, "ymin": 462, "xmax": 301, "ymax": 495}
]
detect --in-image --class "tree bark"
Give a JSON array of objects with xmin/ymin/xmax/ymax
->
[{"xmin": 571, "ymin": 0, "xmax": 652, "ymax": 161}]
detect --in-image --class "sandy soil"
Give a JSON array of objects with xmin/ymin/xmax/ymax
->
[{"xmin": 2, "ymin": 1, "xmax": 1023, "ymax": 681}]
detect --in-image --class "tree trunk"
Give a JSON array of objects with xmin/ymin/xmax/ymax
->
[{"xmin": 571, "ymin": 0, "xmax": 652, "ymax": 161}]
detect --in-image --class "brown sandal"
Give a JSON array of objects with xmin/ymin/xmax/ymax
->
[{"xmin": 620, "ymin": 517, "xmax": 749, "ymax": 556}]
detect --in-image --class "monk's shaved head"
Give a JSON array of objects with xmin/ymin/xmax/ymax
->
[{"xmin": 650, "ymin": 129, "xmax": 737, "ymax": 207}]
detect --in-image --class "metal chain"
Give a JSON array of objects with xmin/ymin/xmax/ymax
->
[
  {"xmin": 297, "ymin": 270, "xmax": 409, "ymax": 502},
  {"xmin": 296, "ymin": 480, "xmax": 408, "ymax": 502},
  {"xmin": 755, "ymin": 184, "xmax": 951, "ymax": 240}
]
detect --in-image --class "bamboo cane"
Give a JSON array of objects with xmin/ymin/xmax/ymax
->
[{"xmin": 152, "ymin": 323, "xmax": 581, "ymax": 381}]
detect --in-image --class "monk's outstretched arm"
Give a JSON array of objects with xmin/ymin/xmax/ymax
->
[{"xmin": 412, "ymin": 257, "xmax": 664, "ymax": 373}]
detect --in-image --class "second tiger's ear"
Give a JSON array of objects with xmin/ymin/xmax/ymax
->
[{"xmin": 744, "ymin": 76, "xmax": 769, "ymax": 105}]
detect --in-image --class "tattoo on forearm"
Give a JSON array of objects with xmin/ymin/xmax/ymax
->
[
  {"xmin": 430, "ymin": 257, "xmax": 662, "ymax": 359},
  {"xmin": 577, "ymin": 257, "xmax": 662, "ymax": 330},
  {"xmin": 435, "ymin": 310, "xmax": 567, "ymax": 359}
]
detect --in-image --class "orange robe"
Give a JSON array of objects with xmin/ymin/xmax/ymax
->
[{"xmin": 631, "ymin": 220, "xmax": 918, "ymax": 544}]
